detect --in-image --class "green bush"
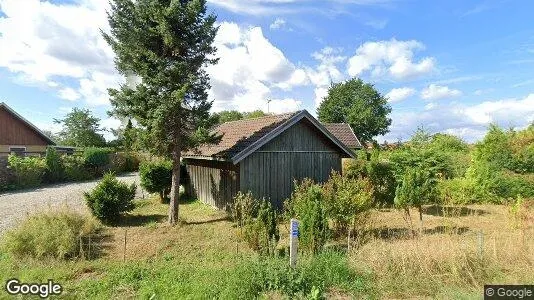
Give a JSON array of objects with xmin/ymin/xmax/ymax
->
[
  {"xmin": 1, "ymin": 209, "xmax": 100, "ymax": 259},
  {"xmin": 7, "ymin": 155, "xmax": 46, "ymax": 188},
  {"xmin": 63, "ymin": 155, "xmax": 94, "ymax": 181},
  {"xmin": 84, "ymin": 173, "xmax": 136, "ymax": 223},
  {"xmin": 232, "ymin": 192, "xmax": 280, "ymax": 255},
  {"xmin": 394, "ymin": 167, "xmax": 437, "ymax": 231},
  {"xmin": 323, "ymin": 172, "xmax": 373, "ymax": 234},
  {"xmin": 139, "ymin": 159, "xmax": 172, "ymax": 202},
  {"xmin": 83, "ymin": 148, "xmax": 112, "ymax": 176},
  {"xmin": 285, "ymin": 179, "xmax": 329, "ymax": 254},
  {"xmin": 437, "ymin": 178, "xmax": 478, "ymax": 205},
  {"xmin": 366, "ymin": 160, "xmax": 397, "ymax": 206},
  {"xmin": 111, "ymin": 152, "xmax": 141, "ymax": 173},
  {"xmin": 231, "ymin": 191, "xmax": 257, "ymax": 226},
  {"xmin": 44, "ymin": 147, "xmax": 65, "ymax": 183}
]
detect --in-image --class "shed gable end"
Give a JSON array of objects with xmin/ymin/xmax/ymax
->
[
  {"xmin": 0, "ymin": 107, "xmax": 50, "ymax": 146},
  {"xmin": 258, "ymin": 118, "xmax": 340, "ymax": 153}
]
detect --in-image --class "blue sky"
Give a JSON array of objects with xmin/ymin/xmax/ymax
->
[{"xmin": 1, "ymin": 0, "xmax": 534, "ymax": 142}]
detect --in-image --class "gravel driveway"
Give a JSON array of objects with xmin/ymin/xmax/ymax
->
[{"xmin": 0, "ymin": 173, "xmax": 142, "ymax": 235}]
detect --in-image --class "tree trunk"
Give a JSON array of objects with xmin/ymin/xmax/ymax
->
[
  {"xmin": 159, "ymin": 191, "xmax": 164, "ymax": 203},
  {"xmin": 168, "ymin": 143, "xmax": 181, "ymax": 225},
  {"xmin": 418, "ymin": 206, "xmax": 423, "ymax": 235}
]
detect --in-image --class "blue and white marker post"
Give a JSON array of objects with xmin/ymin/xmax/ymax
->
[{"xmin": 290, "ymin": 219, "xmax": 299, "ymax": 268}]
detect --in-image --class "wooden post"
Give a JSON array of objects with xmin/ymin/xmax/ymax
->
[{"xmin": 290, "ymin": 219, "xmax": 299, "ymax": 268}]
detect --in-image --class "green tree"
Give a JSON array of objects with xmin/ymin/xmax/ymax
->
[
  {"xmin": 317, "ymin": 78, "xmax": 391, "ymax": 143},
  {"xmin": 104, "ymin": 0, "xmax": 219, "ymax": 224},
  {"xmin": 54, "ymin": 108, "xmax": 106, "ymax": 147},
  {"xmin": 394, "ymin": 167, "xmax": 437, "ymax": 235},
  {"xmin": 214, "ymin": 110, "xmax": 243, "ymax": 124},
  {"xmin": 139, "ymin": 160, "xmax": 173, "ymax": 202},
  {"xmin": 243, "ymin": 110, "xmax": 267, "ymax": 119}
]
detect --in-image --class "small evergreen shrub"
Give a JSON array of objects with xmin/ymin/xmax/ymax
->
[
  {"xmin": 44, "ymin": 147, "xmax": 65, "ymax": 183},
  {"xmin": 285, "ymin": 179, "xmax": 329, "ymax": 254},
  {"xmin": 2, "ymin": 209, "xmax": 100, "ymax": 259},
  {"xmin": 84, "ymin": 173, "xmax": 136, "ymax": 223},
  {"xmin": 7, "ymin": 154, "xmax": 46, "ymax": 188},
  {"xmin": 232, "ymin": 192, "xmax": 280, "ymax": 255},
  {"xmin": 139, "ymin": 159, "xmax": 172, "ymax": 202}
]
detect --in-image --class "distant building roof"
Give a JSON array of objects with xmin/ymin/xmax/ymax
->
[
  {"xmin": 322, "ymin": 123, "xmax": 362, "ymax": 149},
  {"xmin": 0, "ymin": 102, "xmax": 56, "ymax": 145},
  {"xmin": 184, "ymin": 110, "xmax": 356, "ymax": 163}
]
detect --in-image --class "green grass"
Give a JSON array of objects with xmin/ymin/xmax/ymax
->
[
  {"xmin": 1, "ymin": 197, "xmax": 531, "ymax": 299},
  {"xmin": 0, "ymin": 197, "xmax": 372, "ymax": 299}
]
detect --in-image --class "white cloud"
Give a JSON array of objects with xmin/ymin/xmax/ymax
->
[
  {"xmin": 305, "ymin": 47, "xmax": 347, "ymax": 107},
  {"xmin": 380, "ymin": 93, "xmax": 534, "ymax": 143},
  {"xmin": 208, "ymin": 22, "xmax": 307, "ymax": 113},
  {"xmin": 270, "ymin": 18, "xmax": 286, "ymax": 30},
  {"xmin": 267, "ymin": 98, "xmax": 302, "ymax": 113},
  {"xmin": 314, "ymin": 87, "xmax": 329, "ymax": 107},
  {"xmin": 385, "ymin": 87, "xmax": 416, "ymax": 103},
  {"xmin": 58, "ymin": 87, "xmax": 81, "ymax": 101},
  {"xmin": 347, "ymin": 39, "xmax": 436, "ymax": 80},
  {"xmin": 420, "ymin": 84, "xmax": 462, "ymax": 100},
  {"xmin": 0, "ymin": 0, "xmax": 121, "ymax": 105}
]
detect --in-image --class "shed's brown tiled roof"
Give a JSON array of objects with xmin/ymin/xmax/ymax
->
[
  {"xmin": 322, "ymin": 123, "xmax": 362, "ymax": 149},
  {"xmin": 184, "ymin": 111, "xmax": 300, "ymax": 159}
]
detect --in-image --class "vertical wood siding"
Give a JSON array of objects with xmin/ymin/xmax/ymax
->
[
  {"xmin": 0, "ymin": 107, "xmax": 50, "ymax": 145},
  {"xmin": 240, "ymin": 119, "xmax": 342, "ymax": 209},
  {"xmin": 184, "ymin": 159, "xmax": 239, "ymax": 210}
]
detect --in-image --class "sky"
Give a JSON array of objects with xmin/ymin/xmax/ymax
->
[{"xmin": 1, "ymin": 0, "xmax": 534, "ymax": 143}]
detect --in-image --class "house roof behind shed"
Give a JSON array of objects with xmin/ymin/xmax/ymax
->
[
  {"xmin": 185, "ymin": 111, "xmax": 299, "ymax": 159},
  {"xmin": 322, "ymin": 123, "xmax": 362, "ymax": 149}
]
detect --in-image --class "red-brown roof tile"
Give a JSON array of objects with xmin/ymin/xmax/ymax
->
[
  {"xmin": 322, "ymin": 123, "xmax": 362, "ymax": 149},
  {"xmin": 184, "ymin": 111, "xmax": 299, "ymax": 159}
]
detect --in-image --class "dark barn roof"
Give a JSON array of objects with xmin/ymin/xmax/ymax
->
[
  {"xmin": 0, "ymin": 102, "xmax": 56, "ymax": 145},
  {"xmin": 322, "ymin": 123, "xmax": 362, "ymax": 149},
  {"xmin": 184, "ymin": 110, "xmax": 356, "ymax": 163}
]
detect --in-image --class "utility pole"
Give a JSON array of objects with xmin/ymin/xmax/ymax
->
[{"xmin": 267, "ymin": 99, "xmax": 272, "ymax": 114}]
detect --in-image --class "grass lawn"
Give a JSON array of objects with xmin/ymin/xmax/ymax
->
[{"xmin": 0, "ymin": 196, "xmax": 532, "ymax": 299}]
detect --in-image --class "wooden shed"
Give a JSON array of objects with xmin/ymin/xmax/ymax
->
[{"xmin": 183, "ymin": 110, "xmax": 358, "ymax": 210}]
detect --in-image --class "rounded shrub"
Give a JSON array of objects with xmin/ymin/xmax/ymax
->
[
  {"xmin": 84, "ymin": 173, "xmax": 136, "ymax": 223},
  {"xmin": 139, "ymin": 159, "xmax": 172, "ymax": 202}
]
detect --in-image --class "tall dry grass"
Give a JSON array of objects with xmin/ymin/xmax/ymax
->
[{"xmin": 347, "ymin": 204, "xmax": 534, "ymax": 298}]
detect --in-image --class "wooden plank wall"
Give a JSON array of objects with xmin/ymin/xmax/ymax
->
[
  {"xmin": 0, "ymin": 107, "xmax": 50, "ymax": 145},
  {"xmin": 184, "ymin": 159, "xmax": 239, "ymax": 210},
  {"xmin": 240, "ymin": 119, "xmax": 342, "ymax": 209}
]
